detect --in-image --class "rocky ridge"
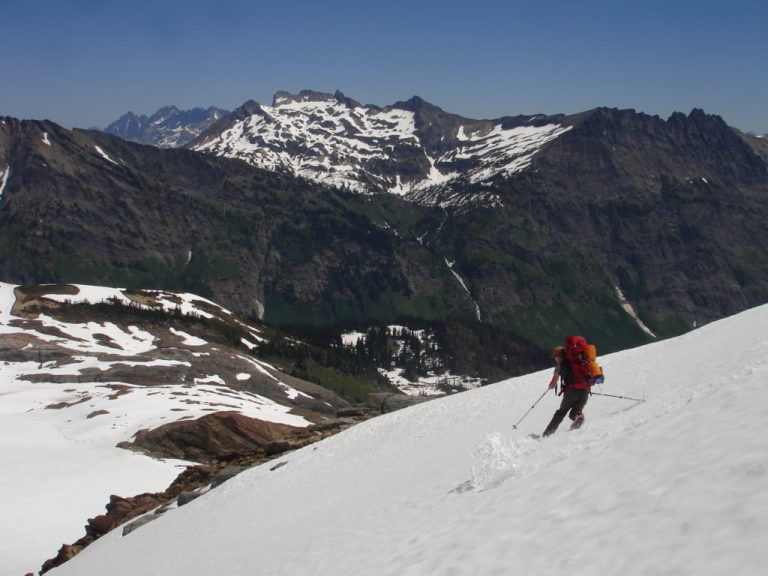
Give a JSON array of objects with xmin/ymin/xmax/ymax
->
[
  {"xmin": 104, "ymin": 106, "xmax": 229, "ymax": 148},
  {"xmin": 189, "ymin": 90, "xmax": 571, "ymax": 207}
]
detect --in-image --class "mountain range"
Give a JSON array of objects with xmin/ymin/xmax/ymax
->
[
  {"xmin": 2, "ymin": 91, "xmax": 768, "ymax": 363},
  {"xmin": 104, "ymin": 106, "xmax": 228, "ymax": 149},
  {"xmin": 189, "ymin": 90, "xmax": 573, "ymax": 207},
  {"xmin": 2, "ymin": 90, "xmax": 768, "ymax": 574}
]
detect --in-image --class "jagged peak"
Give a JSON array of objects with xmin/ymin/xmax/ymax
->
[
  {"xmin": 391, "ymin": 95, "xmax": 445, "ymax": 114},
  {"xmin": 574, "ymin": 106, "xmax": 728, "ymax": 130},
  {"xmin": 153, "ymin": 105, "xmax": 180, "ymax": 115},
  {"xmin": 110, "ymin": 110, "xmax": 148, "ymax": 123},
  {"xmin": 332, "ymin": 90, "xmax": 364, "ymax": 109},
  {"xmin": 228, "ymin": 100, "xmax": 264, "ymax": 118},
  {"xmin": 666, "ymin": 108, "xmax": 730, "ymax": 133},
  {"xmin": 271, "ymin": 90, "xmax": 362, "ymax": 109},
  {"xmin": 567, "ymin": 107, "xmax": 672, "ymax": 134}
]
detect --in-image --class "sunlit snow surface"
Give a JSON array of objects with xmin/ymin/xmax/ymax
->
[
  {"xmin": 0, "ymin": 283, "xmax": 314, "ymax": 575},
  {"xmin": 193, "ymin": 94, "xmax": 570, "ymax": 203},
  {"xmin": 0, "ymin": 166, "xmax": 9, "ymax": 199},
  {"xmin": 48, "ymin": 303, "xmax": 768, "ymax": 576}
]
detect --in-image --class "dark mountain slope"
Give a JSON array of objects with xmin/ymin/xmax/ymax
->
[
  {"xmin": 428, "ymin": 108, "xmax": 768, "ymax": 344},
  {"xmin": 2, "ymin": 105, "xmax": 768, "ymax": 358},
  {"xmin": 0, "ymin": 118, "xmax": 469, "ymax": 326}
]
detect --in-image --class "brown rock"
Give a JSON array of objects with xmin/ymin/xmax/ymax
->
[{"xmin": 124, "ymin": 411, "xmax": 300, "ymax": 462}]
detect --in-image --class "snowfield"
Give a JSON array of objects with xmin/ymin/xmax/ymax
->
[
  {"xmin": 0, "ymin": 283, "xmax": 317, "ymax": 576},
  {"xmin": 193, "ymin": 92, "xmax": 571, "ymax": 201},
  {"xmin": 38, "ymin": 303, "xmax": 768, "ymax": 576}
]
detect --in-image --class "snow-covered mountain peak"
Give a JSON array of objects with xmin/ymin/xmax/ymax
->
[{"xmin": 191, "ymin": 91, "xmax": 571, "ymax": 206}]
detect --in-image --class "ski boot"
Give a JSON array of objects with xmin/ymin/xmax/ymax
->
[{"xmin": 570, "ymin": 413, "xmax": 585, "ymax": 430}]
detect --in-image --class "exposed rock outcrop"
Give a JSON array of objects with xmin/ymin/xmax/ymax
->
[
  {"xmin": 120, "ymin": 410, "xmax": 301, "ymax": 462},
  {"xmin": 39, "ymin": 409, "xmax": 374, "ymax": 573}
]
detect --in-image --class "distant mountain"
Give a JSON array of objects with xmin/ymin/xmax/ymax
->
[
  {"xmin": 2, "ymin": 97, "xmax": 768, "ymax": 357},
  {"xmin": 6, "ymin": 95, "xmax": 768, "ymax": 575},
  {"xmin": 189, "ymin": 90, "xmax": 572, "ymax": 207},
  {"xmin": 104, "ymin": 105, "xmax": 229, "ymax": 148}
]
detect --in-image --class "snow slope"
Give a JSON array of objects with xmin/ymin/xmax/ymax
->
[
  {"xmin": 48, "ymin": 304, "xmax": 768, "ymax": 576},
  {"xmin": 0, "ymin": 283, "xmax": 319, "ymax": 576}
]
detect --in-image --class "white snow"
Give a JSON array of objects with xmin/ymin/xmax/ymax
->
[
  {"xmin": 192, "ymin": 94, "xmax": 571, "ymax": 202},
  {"xmin": 0, "ymin": 282, "xmax": 317, "ymax": 576},
  {"xmin": 341, "ymin": 330, "xmax": 367, "ymax": 346},
  {"xmin": 42, "ymin": 131, "xmax": 51, "ymax": 146},
  {"xmin": 0, "ymin": 166, "xmax": 9, "ymax": 198},
  {"xmin": 44, "ymin": 283, "xmax": 245, "ymax": 325},
  {"xmin": 169, "ymin": 327, "xmax": 207, "ymax": 346},
  {"xmin": 443, "ymin": 123, "xmax": 571, "ymax": 183},
  {"xmin": 342, "ymin": 325, "xmax": 482, "ymax": 395},
  {"xmin": 615, "ymin": 286, "xmax": 657, "ymax": 338},
  {"xmin": 93, "ymin": 145, "xmax": 118, "ymax": 165},
  {"xmin": 0, "ymin": 359, "xmax": 193, "ymax": 576},
  {"xmin": 33, "ymin": 303, "xmax": 768, "ymax": 576},
  {"xmin": 445, "ymin": 257, "xmax": 482, "ymax": 321},
  {"xmin": 378, "ymin": 367, "xmax": 483, "ymax": 397}
]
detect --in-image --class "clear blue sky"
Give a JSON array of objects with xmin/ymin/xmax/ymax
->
[{"xmin": 2, "ymin": 0, "xmax": 766, "ymax": 133}]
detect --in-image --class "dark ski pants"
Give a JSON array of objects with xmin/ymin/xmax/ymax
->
[{"xmin": 543, "ymin": 388, "xmax": 589, "ymax": 436}]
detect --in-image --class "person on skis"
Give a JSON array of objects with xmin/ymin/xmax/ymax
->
[{"xmin": 542, "ymin": 345, "xmax": 588, "ymax": 436}]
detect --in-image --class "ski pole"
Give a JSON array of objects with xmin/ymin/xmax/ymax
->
[
  {"xmin": 591, "ymin": 391, "xmax": 645, "ymax": 402},
  {"xmin": 512, "ymin": 388, "xmax": 550, "ymax": 429}
]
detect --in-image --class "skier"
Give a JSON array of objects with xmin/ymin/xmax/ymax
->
[{"xmin": 542, "ymin": 345, "xmax": 588, "ymax": 436}]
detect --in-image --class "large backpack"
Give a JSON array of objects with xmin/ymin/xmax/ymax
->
[{"xmin": 561, "ymin": 335, "xmax": 604, "ymax": 392}]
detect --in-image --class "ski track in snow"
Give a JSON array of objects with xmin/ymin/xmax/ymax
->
[{"xmin": 467, "ymin": 324, "xmax": 766, "ymax": 494}]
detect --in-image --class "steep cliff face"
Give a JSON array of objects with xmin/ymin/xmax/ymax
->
[{"xmin": 0, "ymin": 117, "xmax": 264, "ymax": 319}]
